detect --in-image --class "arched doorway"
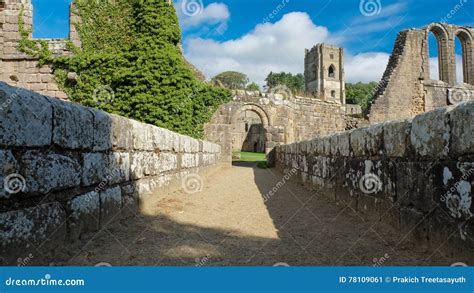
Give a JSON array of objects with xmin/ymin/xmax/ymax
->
[{"xmin": 230, "ymin": 104, "xmax": 271, "ymax": 159}]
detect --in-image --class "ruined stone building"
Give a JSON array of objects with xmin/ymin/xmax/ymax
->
[
  {"xmin": 0, "ymin": 0, "xmax": 80, "ymax": 99},
  {"xmin": 304, "ymin": 43, "xmax": 346, "ymax": 104},
  {"xmin": 369, "ymin": 23, "xmax": 474, "ymax": 123}
]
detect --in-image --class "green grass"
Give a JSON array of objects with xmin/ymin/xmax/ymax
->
[
  {"xmin": 238, "ymin": 151, "xmax": 266, "ymax": 162},
  {"xmin": 234, "ymin": 151, "xmax": 268, "ymax": 169}
]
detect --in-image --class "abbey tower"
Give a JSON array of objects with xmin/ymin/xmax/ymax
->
[{"xmin": 304, "ymin": 44, "xmax": 345, "ymax": 104}]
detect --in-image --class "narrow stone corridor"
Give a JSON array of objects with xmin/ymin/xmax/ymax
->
[{"xmin": 52, "ymin": 163, "xmax": 454, "ymax": 266}]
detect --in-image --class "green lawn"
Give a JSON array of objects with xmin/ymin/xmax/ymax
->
[
  {"xmin": 238, "ymin": 151, "xmax": 266, "ymax": 162},
  {"xmin": 234, "ymin": 151, "xmax": 268, "ymax": 168}
]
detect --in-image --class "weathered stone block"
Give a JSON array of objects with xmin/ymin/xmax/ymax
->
[
  {"xmin": 410, "ymin": 107, "xmax": 451, "ymax": 158},
  {"xmin": 66, "ymin": 191, "xmax": 100, "ymax": 239},
  {"xmin": 52, "ymin": 99, "xmax": 94, "ymax": 149},
  {"xmin": 350, "ymin": 128, "xmax": 367, "ymax": 157},
  {"xmin": 365, "ymin": 124, "xmax": 384, "ymax": 156},
  {"xmin": 450, "ymin": 101, "xmax": 474, "ymax": 156},
  {"xmin": 0, "ymin": 202, "xmax": 66, "ymax": 262},
  {"xmin": 91, "ymin": 109, "xmax": 112, "ymax": 151},
  {"xmin": 181, "ymin": 153, "xmax": 199, "ymax": 169},
  {"xmin": 111, "ymin": 114, "xmax": 133, "ymax": 150},
  {"xmin": 321, "ymin": 136, "xmax": 332, "ymax": 156},
  {"xmin": 180, "ymin": 135, "xmax": 200, "ymax": 153},
  {"xmin": 434, "ymin": 162, "xmax": 473, "ymax": 221},
  {"xmin": 100, "ymin": 186, "xmax": 122, "ymax": 227},
  {"xmin": 0, "ymin": 150, "xmax": 19, "ymax": 199},
  {"xmin": 108, "ymin": 152, "xmax": 130, "ymax": 183},
  {"xmin": 396, "ymin": 162, "xmax": 437, "ymax": 212},
  {"xmin": 82, "ymin": 153, "xmax": 108, "ymax": 186},
  {"xmin": 130, "ymin": 152, "xmax": 148, "ymax": 179},
  {"xmin": 0, "ymin": 83, "xmax": 52, "ymax": 147},
  {"xmin": 384, "ymin": 119, "xmax": 411, "ymax": 157},
  {"xmin": 336, "ymin": 132, "xmax": 351, "ymax": 157},
  {"xmin": 20, "ymin": 151, "xmax": 81, "ymax": 194},
  {"xmin": 131, "ymin": 120, "xmax": 154, "ymax": 151}
]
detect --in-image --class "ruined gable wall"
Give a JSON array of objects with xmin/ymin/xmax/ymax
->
[
  {"xmin": 369, "ymin": 23, "xmax": 474, "ymax": 124},
  {"xmin": 0, "ymin": 0, "xmax": 75, "ymax": 100},
  {"xmin": 368, "ymin": 29, "xmax": 424, "ymax": 123}
]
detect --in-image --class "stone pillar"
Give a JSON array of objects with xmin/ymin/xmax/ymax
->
[
  {"xmin": 444, "ymin": 29, "xmax": 457, "ymax": 85},
  {"xmin": 69, "ymin": 3, "xmax": 81, "ymax": 48}
]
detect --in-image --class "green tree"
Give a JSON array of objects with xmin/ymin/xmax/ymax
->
[
  {"xmin": 246, "ymin": 82, "xmax": 260, "ymax": 91},
  {"xmin": 265, "ymin": 72, "xmax": 304, "ymax": 94},
  {"xmin": 345, "ymin": 82, "xmax": 378, "ymax": 110},
  {"xmin": 19, "ymin": 0, "xmax": 231, "ymax": 139},
  {"xmin": 211, "ymin": 71, "xmax": 249, "ymax": 90}
]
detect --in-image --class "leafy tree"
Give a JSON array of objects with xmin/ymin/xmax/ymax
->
[
  {"xmin": 345, "ymin": 82, "xmax": 378, "ymax": 110},
  {"xmin": 19, "ymin": 0, "xmax": 231, "ymax": 138},
  {"xmin": 246, "ymin": 82, "xmax": 260, "ymax": 91},
  {"xmin": 265, "ymin": 72, "xmax": 304, "ymax": 94},
  {"xmin": 211, "ymin": 71, "xmax": 249, "ymax": 90}
]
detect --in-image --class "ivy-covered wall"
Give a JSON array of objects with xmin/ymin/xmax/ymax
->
[{"xmin": 8, "ymin": 0, "xmax": 231, "ymax": 139}]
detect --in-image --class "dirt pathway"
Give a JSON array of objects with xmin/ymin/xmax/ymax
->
[{"xmin": 56, "ymin": 163, "xmax": 454, "ymax": 266}]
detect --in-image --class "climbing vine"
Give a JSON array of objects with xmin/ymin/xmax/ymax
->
[{"xmin": 18, "ymin": 0, "xmax": 230, "ymax": 138}]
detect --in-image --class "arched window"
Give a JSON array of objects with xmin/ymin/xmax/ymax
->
[
  {"xmin": 328, "ymin": 65, "xmax": 336, "ymax": 78},
  {"xmin": 312, "ymin": 64, "xmax": 317, "ymax": 79},
  {"xmin": 427, "ymin": 25, "xmax": 449, "ymax": 83},
  {"xmin": 331, "ymin": 90, "xmax": 336, "ymax": 98},
  {"xmin": 454, "ymin": 30, "xmax": 471, "ymax": 84},
  {"xmin": 428, "ymin": 31, "xmax": 440, "ymax": 80}
]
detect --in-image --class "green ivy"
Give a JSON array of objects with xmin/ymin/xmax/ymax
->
[{"xmin": 18, "ymin": 0, "xmax": 230, "ymax": 139}]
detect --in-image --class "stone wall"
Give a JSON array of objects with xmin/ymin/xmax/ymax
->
[
  {"xmin": 275, "ymin": 101, "xmax": 473, "ymax": 258},
  {"xmin": 369, "ymin": 23, "xmax": 474, "ymax": 124},
  {"xmin": 0, "ymin": 82, "xmax": 222, "ymax": 264},
  {"xmin": 205, "ymin": 90, "xmax": 345, "ymax": 162}
]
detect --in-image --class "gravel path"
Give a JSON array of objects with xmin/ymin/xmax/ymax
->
[{"xmin": 55, "ymin": 163, "xmax": 454, "ymax": 266}]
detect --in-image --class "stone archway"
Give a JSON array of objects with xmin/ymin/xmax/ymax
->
[
  {"xmin": 454, "ymin": 28, "xmax": 473, "ymax": 85},
  {"xmin": 229, "ymin": 103, "xmax": 273, "ymax": 155},
  {"xmin": 426, "ymin": 23, "xmax": 451, "ymax": 83}
]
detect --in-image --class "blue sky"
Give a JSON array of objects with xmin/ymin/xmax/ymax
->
[{"xmin": 32, "ymin": 0, "xmax": 474, "ymax": 84}]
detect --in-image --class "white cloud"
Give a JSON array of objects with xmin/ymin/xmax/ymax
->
[
  {"xmin": 345, "ymin": 52, "xmax": 390, "ymax": 83},
  {"xmin": 175, "ymin": 0, "xmax": 230, "ymax": 30},
  {"xmin": 184, "ymin": 11, "xmax": 390, "ymax": 85}
]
